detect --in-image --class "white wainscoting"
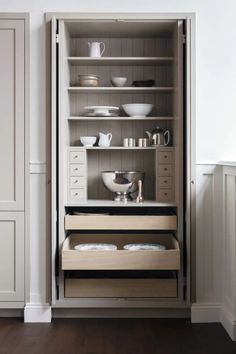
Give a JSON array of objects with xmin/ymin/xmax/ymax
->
[{"xmin": 192, "ymin": 163, "xmax": 236, "ymax": 340}]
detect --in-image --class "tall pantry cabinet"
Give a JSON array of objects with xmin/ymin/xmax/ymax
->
[
  {"xmin": 50, "ymin": 14, "xmax": 194, "ymax": 311},
  {"xmin": 0, "ymin": 15, "xmax": 28, "ymax": 306}
]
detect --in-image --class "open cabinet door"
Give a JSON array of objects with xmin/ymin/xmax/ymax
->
[
  {"xmin": 185, "ymin": 17, "xmax": 196, "ymax": 305},
  {"xmin": 50, "ymin": 15, "xmax": 58, "ymax": 305}
]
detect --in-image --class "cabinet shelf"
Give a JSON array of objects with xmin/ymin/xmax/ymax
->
[
  {"xmin": 67, "ymin": 56, "xmax": 174, "ymax": 66},
  {"xmin": 67, "ymin": 116, "xmax": 175, "ymax": 121},
  {"xmin": 67, "ymin": 87, "xmax": 174, "ymax": 94},
  {"xmin": 72, "ymin": 146, "xmax": 157, "ymax": 150}
]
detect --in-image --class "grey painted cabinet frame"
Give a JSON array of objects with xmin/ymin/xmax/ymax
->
[{"xmin": 0, "ymin": 14, "xmax": 29, "ymax": 306}]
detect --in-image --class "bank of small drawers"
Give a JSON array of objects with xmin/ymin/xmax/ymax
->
[
  {"xmin": 156, "ymin": 150, "xmax": 174, "ymax": 202},
  {"xmin": 68, "ymin": 148, "xmax": 87, "ymax": 202}
]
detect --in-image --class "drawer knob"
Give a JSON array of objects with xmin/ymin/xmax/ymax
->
[
  {"xmin": 164, "ymin": 180, "xmax": 167, "ymax": 183},
  {"xmin": 74, "ymin": 168, "xmax": 78, "ymax": 171},
  {"xmin": 74, "ymin": 180, "xmax": 78, "ymax": 183},
  {"xmin": 164, "ymin": 192, "xmax": 168, "ymax": 196},
  {"xmin": 74, "ymin": 155, "xmax": 78, "ymax": 159},
  {"xmin": 74, "ymin": 193, "xmax": 78, "ymax": 196},
  {"xmin": 164, "ymin": 168, "xmax": 167, "ymax": 171},
  {"xmin": 164, "ymin": 155, "xmax": 167, "ymax": 158}
]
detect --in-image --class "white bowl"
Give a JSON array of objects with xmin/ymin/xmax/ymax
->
[
  {"xmin": 80, "ymin": 136, "xmax": 97, "ymax": 147},
  {"xmin": 122, "ymin": 103, "xmax": 154, "ymax": 117},
  {"xmin": 111, "ymin": 77, "xmax": 127, "ymax": 87}
]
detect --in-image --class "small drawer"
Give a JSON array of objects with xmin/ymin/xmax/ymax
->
[
  {"xmin": 69, "ymin": 164, "xmax": 86, "ymax": 176},
  {"xmin": 69, "ymin": 150, "xmax": 86, "ymax": 164},
  {"xmin": 158, "ymin": 164, "xmax": 173, "ymax": 176},
  {"xmin": 62, "ymin": 233, "xmax": 180, "ymax": 270},
  {"xmin": 158, "ymin": 177, "xmax": 172, "ymax": 189},
  {"xmin": 158, "ymin": 189, "xmax": 173, "ymax": 202},
  {"xmin": 158, "ymin": 151, "xmax": 173, "ymax": 164},
  {"xmin": 69, "ymin": 188, "xmax": 86, "ymax": 201},
  {"xmin": 69, "ymin": 177, "xmax": 86, "ymax": 188}
]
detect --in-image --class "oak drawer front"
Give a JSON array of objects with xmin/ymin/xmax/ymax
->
[
  {"xmin": 65, "ymin": 214, "xmax": 177, "ymax": 230},
  {"xmin": 158, "ymin": 189, "xmax": 173, "ymax": 202},
  {"xmin": 158, "ymin": 177, "xmax": 172, "ymax": 189},
  {"xmin": 69, "ymin": 177, "xmax": 86, "ymax": 188},
  {"xmin": 158, "ymin": 164, "xmax": 173, "ymax": 176},
  {"xmin": 69, "ymin": 150, "xmax": 86, "ymax": 164},
  {"xmin": 62, "ymin": 234, "xmax": 180, "ymax": 270},
  {"xmin": 65, "ymin": 278, "xmax": 177, "ymax": 298},
  {"xmin": 69, "ymin": 188, "xmax": 86, "ymax": 201},
  {"xmin": 69, "ymin": 164, "xmax": 86, "ymax": 176},
  {"xmin": 158, "ymin": 151, "xmax": 173, "ymax": 164}
]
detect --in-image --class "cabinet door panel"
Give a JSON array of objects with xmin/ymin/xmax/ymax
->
[
  {"xmin": 0, "ymin": 212, "xmax": 24, "ymax": 301},
  {"xmin": 0, "ymin": 20, "xmax": 25, "ymax": 210}
]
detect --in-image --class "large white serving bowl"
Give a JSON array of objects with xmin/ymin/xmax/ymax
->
[
  {"xmin": 80, "ymin": 136, "xmax": 97, "ymax": 147},
  {"xmin": 122, "ymin": 103, "xmax": 153, "ymax": 117}
]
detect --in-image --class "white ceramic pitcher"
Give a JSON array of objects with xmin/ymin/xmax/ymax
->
[
  {"xmin": 88, "ymin": 41, "xmax": 105, "ymax": 57},
  {"xmin": 98, "ymin": 132, "xmax": 112, "ymax": 147}
]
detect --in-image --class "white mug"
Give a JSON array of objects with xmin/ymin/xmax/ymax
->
[{"xmin": 88, "ymin": 42, "xmax": 105, "ymax": 57}]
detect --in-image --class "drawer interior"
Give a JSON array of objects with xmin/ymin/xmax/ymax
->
[{"xmin": 62, "ymin": 233, "xmax": 180, "ymax": 270}]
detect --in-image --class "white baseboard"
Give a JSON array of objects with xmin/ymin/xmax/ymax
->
[
  {"xmin": 24, "ymin": 303, "xmax": 52, "ymax": 323},
  {"xmin": 221, "ymin": 307, "xmax": 236, "ymax": 341},
  {"xmin": 191, "ymin": 303, "xmax": 222, "ymax": 323}
]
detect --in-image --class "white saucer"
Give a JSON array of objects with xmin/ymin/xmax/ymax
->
[
  {"xmin": 74, "ymin": 243, "xmax": 117, "ymax": 251},
  {"xmin": 123, "ymin": 243, "xmax": 166, "ymax": 251}
]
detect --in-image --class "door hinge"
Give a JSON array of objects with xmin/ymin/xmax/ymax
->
[
  {"xmin": 182, "ymin": 34, "xmax": 186, "ymax": 44},
  {"xmin": 56, "ymin": 34, "xmax": 59, "ymax": 43}
]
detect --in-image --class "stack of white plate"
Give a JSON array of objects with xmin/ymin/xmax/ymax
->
[
  {"xmin": 84, "ymin": 106, "xmax": 119, "ymax": 117},
  {"xmin": 74, "ymin": 243, "xmax": 117, "ymax": 251},
  {"xmin": 123, "ymin": 243, "xmax": 166, "ymax": 251}
]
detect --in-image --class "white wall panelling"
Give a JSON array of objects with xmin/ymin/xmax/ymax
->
[{"xmin": 192, "ymin": 163, "xmax": 236, "ymax": 340}]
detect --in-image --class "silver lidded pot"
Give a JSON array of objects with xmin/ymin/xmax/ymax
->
[
  {"xmin": 146, "ymin": 126, "xmax": 171, "ymax": 146},
  {"xmin": 101, "ymin": 171, "xmax": 145, "ymax": 202}
]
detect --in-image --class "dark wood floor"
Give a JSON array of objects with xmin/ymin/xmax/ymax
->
[{"xmin": 0, "ymin": 318, "xmax": 235, "ymax": 354}]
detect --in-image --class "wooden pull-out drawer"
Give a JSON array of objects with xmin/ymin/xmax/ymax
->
[
  {"xmin": 65, "ymin": 214, "xmax": 177, "ymax": 230},
  {"xmin": 157, "ymin": 151, "xmax": 173, "ymax": 164},
  {"xmin": 158, "ymin": 177, "xmax": 172, "ymax": 189},
  {"xmin": 65, "ymin": 278, "xmax": 177, "ymax": 298},
  {"xmin": 69, "ymin": 164, "xmax": 86, "ymax": 176},
  {"xmin": 62, "ymin": 234, "xmax": 180, "ymax": 270},
  {"xmin": 158, "ymin": 164, "xmax": 173, "ymax": 176}
]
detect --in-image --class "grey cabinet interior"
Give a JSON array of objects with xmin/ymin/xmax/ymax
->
[{"xmin": 51, "ymin": 15, "xmax": 191, "ymax": 309}]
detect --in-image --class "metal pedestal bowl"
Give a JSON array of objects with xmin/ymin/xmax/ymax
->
[{"xmin": 101, "ymin": 171, "xmax": 145, "ymax": 202}]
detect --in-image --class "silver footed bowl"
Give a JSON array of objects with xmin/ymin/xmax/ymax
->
[{"xmin": 101, "ymin": 171, "xmax": 145, "ymax": 202}]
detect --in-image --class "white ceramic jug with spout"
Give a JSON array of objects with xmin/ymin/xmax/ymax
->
[
  {"xmin": 98, "ymin": 132, "xmax": 112, "ymax": 147},
  {"xmin": 88, "ymin": 42, "xmax": 105, "ymax": 57}
]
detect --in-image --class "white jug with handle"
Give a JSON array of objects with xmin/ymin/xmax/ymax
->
[
  {"xmin": 88, "ymin": 42, "xmax": 105, "ymax": 57},
  {"xmin": 98, "ymin": 132, "xmax": 112, "ymax": 147}
]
